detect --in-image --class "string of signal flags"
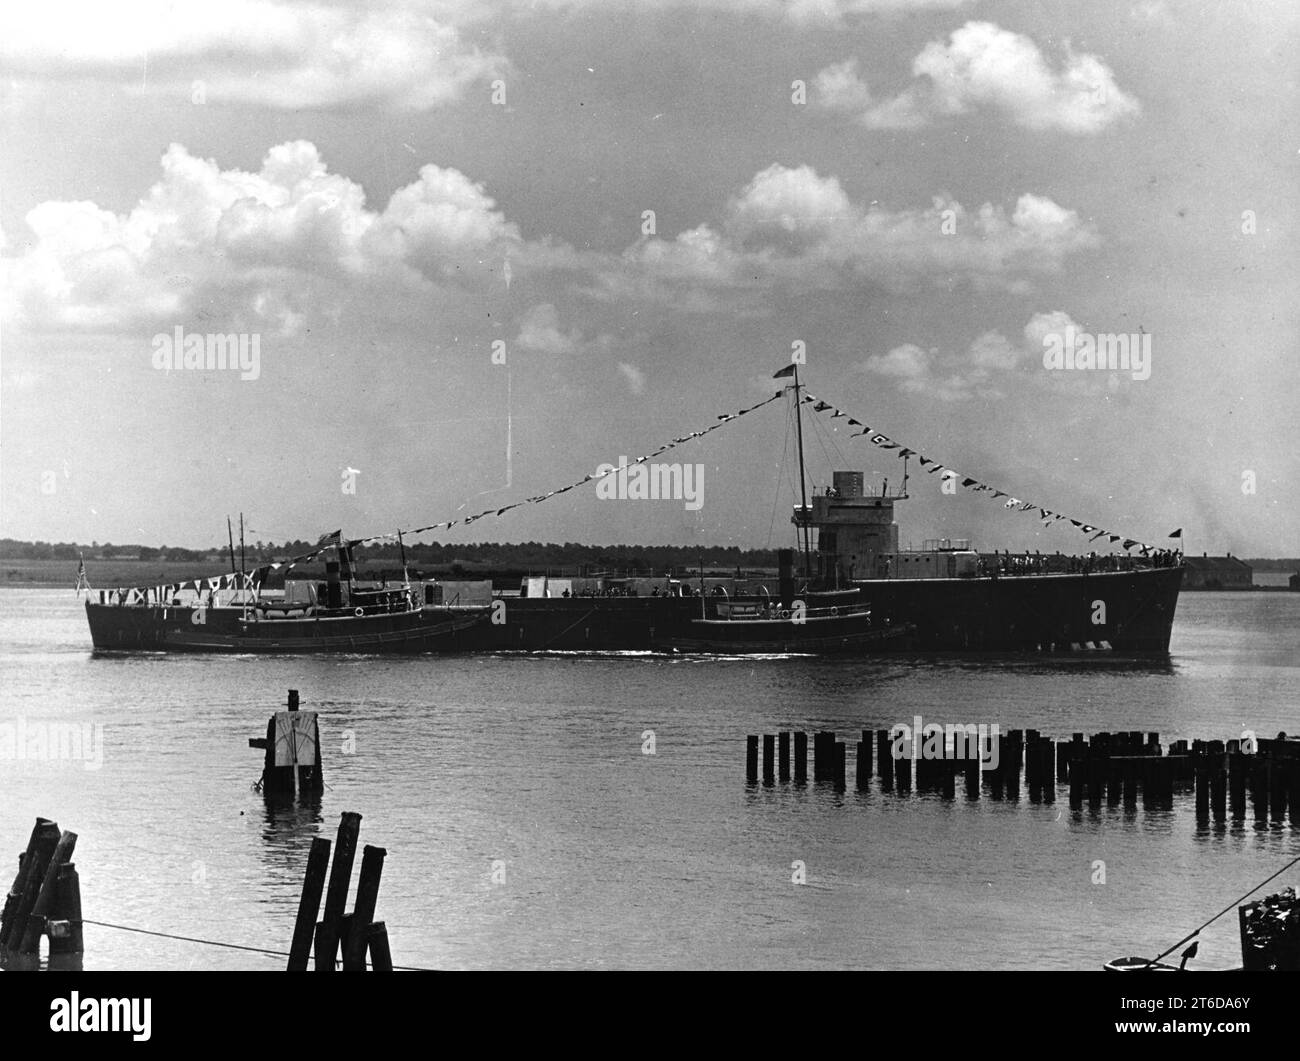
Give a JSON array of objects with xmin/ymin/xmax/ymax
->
[
  {"xmin": 778, "ymin": 363, "xmax": 1175, "ymax": 556},
  {"xmin": 124, "ymin": 366, "xmax": 1176, "ymax": 595}
]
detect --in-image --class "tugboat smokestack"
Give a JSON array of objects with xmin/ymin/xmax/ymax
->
[{"xmin": 778, "ymin": 548, "xmax": 794, "ymax": 608}]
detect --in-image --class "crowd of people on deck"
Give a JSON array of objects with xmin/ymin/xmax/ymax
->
[{"xmin": 978, "ymin": 549, "xmax": 1183, "ymax": 577}]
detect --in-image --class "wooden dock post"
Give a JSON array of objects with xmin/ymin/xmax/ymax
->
[
  {"xmin": 762, "ymin": 734, "xmax": 775, "ymax": 785},
  {"xmin": 287, "ymin": 837, "xmax": 331, "ymax": 972},
  {"xmin": 315, "ymin": 811, "xmax": 362, "ymax": 971},
  {"xmin": 1211, "ymin": 758, "xmax": 1228, "ymax": 822},
  {"xmin": 778, "ymin": 731, "xmax": 790, "ymax": 783},
  {"xmin": 1106, "ymin": 757, "xmax": 1122, "ymax": 807},
  {"xmin": 794, "ymin": 731, "xmax": 808, "ymax": 785},
  {"xmin": 1, "ymin": 819, "xmax": 52, "ymax": 950},
  {"xmin": 834, "ymin": 741, "xmax": 847, "ymax": 791},
  {"xmin": 964, "ymin": 751, "xmax": 980, "ymax": 800},
  {"xmin": 47, "ymin": 862, "xmax": 83, "ymax": 956},
  {"xmin": 366, "ymin": 922, "xmax": 393, "ymax": 972},
  {"xmin": 1195, "ymin": 756, "xmax": 1210, "ymax": 822},
  {"xmin": 343, "ymin": 845, "xmax": 387, "ymax": 971},
  {"xmin": 1250, "ymin": 758, "xmax": 1269, "ymax": 824},
  {"xmin": 1, "ymin": 819, "xmax": 60, "ymax": 951},
  {"xmin": 895, "ymin": 740, "xmax": 912, "ymax": 793},
  {"xmin": 1087, "ymin": 753, "xmax": 1104, "ymax": 809},
  {"xmin": 877, "ymin": 729, "xmax": 894, "ymax": 789},
  {"xmin": 17, "ymin": 829, "xmax": 77, "ymax": 954},
  {"xmin": 855, "ymin": 740, "xmax": 869, "ymax": 791},
  {"xmin": 746, "ymin": 736, "xmax": 758, "ymax": 783},
  {"xmin": 860, "ymin": 730, "xmax": 873, "ymax": 779},
  {"xmin": 1229, "ymin": 751, "xmax": 1247, "ymax": 819}
]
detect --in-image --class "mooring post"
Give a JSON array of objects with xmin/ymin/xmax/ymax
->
[
  {"xmin": 1211, "ymin": 757, "xmax": 1228, "ymax": 823},
  {"xmin": 896, "ymin": 742, "xmax": 912, "ymax": 793},
  {"xmin": 794, "ymin": 732, "xmax": 807, "ymax": 785},
  {"xmin": 746, "ymin": 736, "xmax": 758, "ymax": 783},
  {"xmin": 48, "ymin": 862, "xmax": 84, "ymax": 956},
  {"xmin": 860, "ymin": 730, "xmax": 873, "ymax": 779},
  {"xmin": 1195, "ymin": 756, "xmax": 1210, "ymax": 823},
  {"xmin": 315, "ymin": 812, "xmax": 362, "ymax": 971},
  {"xmin": 855, "ymin": 740, "xmax": 869, "ymax": 791},
  {"xmin": 1107, "ymin": 758, "xmax": 1122, "ymax": 807},
  {"xmin": 367, "ymin": 922, "xmax": 394, "ymax": 972},
  {"xmin": 762, "ymin": 734, "xmax": 775, "ymax": 785},
  {"xmin": 778, "ymin": 731, "xmax": 790, "ymax": 783},
  {"xmin": 834, "ymin": 741, "xmax": 846, "ymax": 791},
  {"xmin": 343, "ymin": 845, "xmax": 387, "ymax": 971},
  {"xmin": 1251, "ymin": 759, "xmax": 1269, "ymax": 824},
  {"xmin": 1229, "ymin": 751, "xmax": 1247, "ymax": 820},
  {"xmin": 1041, "ymin": 742, "xmax": 1055, "ymax": 803},
  {"xmin": 288, "ymin": 837, "xmax": 331, "ymax": 972},
  {"xmin": 964, "ymin": 749, "xmax": 980, "ymax": 801},
  {"xmin": 2, "ymin": 820, "xmax": 60, "ymax": 951},
  {"xmin": 18, "ymin": 829, "xmax": 77, "ymax": 954},
  {"xmin": 0, "ymin": 819, "xmax": 50, "ymax": 949},
  {"xmin": 877, "ymin": 729, "xmax": 894, "ymax": 789}
]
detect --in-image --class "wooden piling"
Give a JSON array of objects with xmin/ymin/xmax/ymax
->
[
  {"xmin": 1268, "ymin": 753, "xmax": 1287, "ymax": 822},
  {"xmin": 367, "ymin": 922, "xmax": 393, "ymax": 972},
  {"xmin": 1106, "ymin": 757, "xmax": 1122, "ymax": 807},
  {"xmin": 860, "ymin": 730, "xmax": 873, "ymax": 778},
  {"xmin": 343, "ymin": 845, "xmax": 387, "ymax": 971},
  {"xmin": 762, "ymin": 734, "xmax": 775, "ymax": 785},
  {"xmin": 1250, "ymin": 759, "xmax": 1269, "ymax": 824},
  {"xmin": 47, "ymin": 862, "xmax": 83, "ymax": 956},
  {"xmin": 778, "ymin": 731, "xmax": 790, "ymax": 783},
  {"xmin": 855, "ymin": 741, "xmax": 869, "ymax": 791},
  {"xmin": 1, "ymin": 820, "xmax": 59, "ymax": 951},
  {"xmin": 1211, "ymin": 759, "xmax": 1227, "ymax": 822},
  {"xmin": 1195, "ymin": 757, "xmax": 1210, "ymax": 822},
  {"xmin": 834, "ymin": 742, "xmax": 847, "ymax": 791},
  {"xmin": 0, "ymin": 819, "xmax": 51, "ymax": 949},
  {"xmin": 746, "ymin": 736, "xmax": 758, "ymax": 783},
  {"xmin": 1229, "ymin": 752, "xmax": 1247, "ymax": 819},
  {"xmin": 794, "ymin": 731, "xmax": 808, "ymax": 785},
  {"xmin": 315, "ymin": 811, "xmax": 362, "ymax": 971},
  {"xmin": 877, "ymin": 729, "xmax": 894, "ymax": 789},
  {"xmin": 288, "ymin": 837, "xmax": 331, "ymax": 972},
  {"xmin": 17, "ymin": 829, "xmax": 77, "ymax": 954},
  {"xmin": 896, "ymin": 743, "xmax": 912, "ymax": 793}
]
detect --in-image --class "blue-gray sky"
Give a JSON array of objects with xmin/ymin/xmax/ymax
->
[{"xmin": 2, "ymin": 0, "xmax": 1296, "ymax": 555}]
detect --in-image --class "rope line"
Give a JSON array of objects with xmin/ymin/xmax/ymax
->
[{"xmin": 76, "ymin": 917, "xmax": 437, "ymax": 972}]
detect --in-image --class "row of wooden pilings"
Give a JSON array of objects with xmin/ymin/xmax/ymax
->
[{"xmin": 745, "ymin": 729, "xmax": 1300, "ymax": 821}]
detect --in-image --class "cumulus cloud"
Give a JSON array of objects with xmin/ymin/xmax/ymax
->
[
  {"xmin": 817, "ymin": 22, "xmax": 1140, "ymax": 133},
  {"xmin": 1, "ymin": 140, "xmax": 523, "ymax": 333},
  {"xmin": 863, "ymin": 309, "xmax": 1129, "ymax": 401},
  {"xmin": 601, "ymin": 163, "xmax": 1099, "ymax": 305},
  {"xmin": 0, "ymin": 1, "xmax": 505, "ymax": 110},
  {"xmin": 618, "ymin": 362, "xmax": 646, "ymax": 395}
]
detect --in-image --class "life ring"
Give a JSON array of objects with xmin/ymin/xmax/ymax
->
[
  {"xmin": 829, "ymin": 606, "xmax": 838, "ymax": 617},
  {"xmin": 778, "ymin": 608, "xmax": 791, "ymax": 620},
  {"xmin": 354, "ymin": 606, "xmax": 365, "ymax": 617}
]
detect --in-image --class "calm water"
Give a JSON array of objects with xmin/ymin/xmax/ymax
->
[{"xmin": 1, "ymin": 587, "xmax": 1297, "ymax": 970}]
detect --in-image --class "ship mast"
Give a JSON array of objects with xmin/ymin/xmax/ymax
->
[{"xmin": 792, "ymin": 365, "xmax": 812, "ymax": 583}]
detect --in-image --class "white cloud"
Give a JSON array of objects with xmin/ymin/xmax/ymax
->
[
  {"xmin": 607, "ymin": 164, "xmax": 1098, "ymax": 303},
  {"xmin": 864, "ymin": 343, "xmax": 930, "ymax": 380},
  {"xmin": 618, "ymin": 363, "xmax": 646, "ymax": 394},
  {"xmin": 515, "ymin": 303, "xmax": 580, "ymax": 355},
  {"xmin": 0, "ymin": 1, "xmax": 505, "ymax": 110},
  {"xmin": 817, "ymin": 21, "xmax": 1140, "ymax": 133},
  {"xmin": 1, "ymin": 140, "xmax": 523, "ymax": 333}
]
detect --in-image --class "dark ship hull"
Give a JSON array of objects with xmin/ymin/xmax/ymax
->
[{"xmin": 85, "ymin": 565, "xmax": 1181, "ymax": 655}]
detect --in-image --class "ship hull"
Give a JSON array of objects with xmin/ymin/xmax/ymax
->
[{"xmin": 85, "ymin": 565, "xmax": 1182, "ymax": 655}]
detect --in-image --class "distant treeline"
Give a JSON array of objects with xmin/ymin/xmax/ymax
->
[{"xmin": 0, "ymin": 538, "xmax": 781, "ymax": 573}]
